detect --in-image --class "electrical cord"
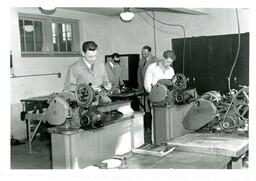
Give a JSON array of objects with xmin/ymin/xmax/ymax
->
[
  {"xmin": 144, "ymin": 11, "xmax": 186, "ymax": 73},
  {"xmin": 223, "ymin": 8, "xmax": 242, "ymax": 125},
  {"xmin": 152, "ymin": 11, "xmax": 157, "ymax": 55},
  {"xmin": 228, "ymin": 8, "xmax": 241, "ymax": 91}
]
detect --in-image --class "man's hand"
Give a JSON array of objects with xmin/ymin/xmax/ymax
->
[
  {"xmin": 91, "ymin": 85, "xmax": 102, "ymax": 92},
  {"xmin": 103, "ymin": 81, "xmax": 112, "ymax": 91}
]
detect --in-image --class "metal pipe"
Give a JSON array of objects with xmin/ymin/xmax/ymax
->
[{"xmin": 11, "ymin": 72, "xmax": 61, "ymax": 78}]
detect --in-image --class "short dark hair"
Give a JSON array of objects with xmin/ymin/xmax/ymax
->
[
  {"xmin": 82, "ymin": 41, "xmax": 98, "ymax": 53},
  {"xmin": 111, "ymin": 53, "xmax": 120, "ymax": 59},
  {"xmin": 142, "ymin": 45, "xmax": 151, "ymax": 52},
  {"xmin": 163, "ymin": 50, "xmax": 176, "ymax": 60}
]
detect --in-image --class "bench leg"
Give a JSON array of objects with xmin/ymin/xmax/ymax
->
[{"xmin": 228, "ymin": 155, "xmax": 245, "ymax": 169}]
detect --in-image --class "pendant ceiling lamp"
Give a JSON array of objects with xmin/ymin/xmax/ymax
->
[
  {"xmin": 38, "ymin": 7, "xmax": 56, "ymax": 15},
  {"xmin": 120, "ymin": 8, "xmax": 134, "ymax": 22}
]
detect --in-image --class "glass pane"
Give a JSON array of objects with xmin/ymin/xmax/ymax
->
[
  {"xmin": 66, "ymin": 24, "xmax": 72, "ymax": 51},
  {"xmin": 24, "ymin": 20, "xmax": 34, "ymax": 51},
  {"xmin": 67, "ymin": 40, "xmax": 72, "ymax": 51},
  {"xmin": 58, "ymin": 23, "xmax": 66, "ymax": 51},
  {"xmin": 52, "ymin": 23, "xmax": 57, "ymax": 34},
  {"xmin": 52, "ymin": 23, "xmax": 58, "ymax": 51},
  {"xmin": 53, "ymin": 36, "xmax": 58, "ymax": 51},
  {"xmin": 19, "ymin": 20, "xmax": 25, "ymax": 51},
  {"xmin": 67, "ymin": 24, "xmax": 72, "ymax": 32},
  {"xmin": 52, "ymin": 22, "xmax": 74, "ymax": 52},
  {"xmin": 34, "ymin": 21, "xmax": 43, "ymax": 51}
]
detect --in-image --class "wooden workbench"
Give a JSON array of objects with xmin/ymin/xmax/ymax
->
[
  {"xmin": 20, "ymin": 94, "xmax": 53, "ymax": 153},
  {"xmin": 48, "ymin": 111, "xmax": 144, "ymax": 169},
  {"xmin": 167, "ymin": 133, "xmax": 249, "ymax": 168},
  {"xmin": 126, "ymin": 151, "xmax": 231, "ymax": 169}
]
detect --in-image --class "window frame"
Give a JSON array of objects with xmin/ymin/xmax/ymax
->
[{"xmin": 18, "ymin": 13, "xmax": 81, "ymax": 57}]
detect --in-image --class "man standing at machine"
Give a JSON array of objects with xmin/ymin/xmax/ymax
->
[
  {"xmin": 64, "ymin": 41, "xmax": 111, "ymax": 92},
  {"xmin": 144, "ymin": 50, "xmax": 176, "ymax": 143},
  {"xmin": 137, "ymin": 45, "xmax": 159, "ymax": 93},
  {"xmin": 105, "ymin": 53, "xmax": 125, "ymax": 94},
  {"xmin": 137, "ymin": 45, "xmax": 159, "ymax": 138}
]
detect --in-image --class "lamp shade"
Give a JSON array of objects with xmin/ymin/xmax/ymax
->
[
  {"xmin": 38, "ymin": 7, "xmax": 56, "ymax": 14},
  {"xmin": 120, "ymin": 11, "xmax": 134, "ymax": 22}
]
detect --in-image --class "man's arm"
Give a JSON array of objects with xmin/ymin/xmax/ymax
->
[
  {"xmin": 102, "ymin": 63, "xmax": 112, "ymax": 91},
  {"xmin": 105, "ymin": 63, "xmax": 115, "ymax": 85},
  {"xmin": 144, "ymin": 64, "xmax": 154, "ymax": 93},
  {"xmin": 64, "ymin": 67, "xmax": 77, "ymax": 92}
]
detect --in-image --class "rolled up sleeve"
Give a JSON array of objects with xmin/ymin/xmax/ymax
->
[{"xmin": 144, "ymin": 65, "xmax": 153, "ymax": 93}]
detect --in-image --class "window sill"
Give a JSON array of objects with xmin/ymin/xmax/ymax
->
[{"xmin": 21, "ymin": 53, "xmax": 81, "ymax": 57}]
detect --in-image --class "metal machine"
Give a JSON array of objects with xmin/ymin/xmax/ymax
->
[
  {"xmin": 45, "ymin": 83, "xmax": 128, "ymax": 130},
  {"xmin": 183, "ymin": 86, "xmax": 249, "ymax": 134},
  {"xmin": 148, "ymin": 73, "xmax": 197, "ymax": 145},
  {"xmin": 149, "ymin": 73, "xmax": 197, "ymax": 106},
  {"xmin": 148, "ymin": 73, "xmax": 249, "ymax": 146}
]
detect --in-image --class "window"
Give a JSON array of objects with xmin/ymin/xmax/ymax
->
[
  {"xmin": 19, "ymin": 19, "xmax": 43, "ymax": 53},
  {"xmin": 18, "ymin": 14, "xmax": 80, "ymax": 57}
]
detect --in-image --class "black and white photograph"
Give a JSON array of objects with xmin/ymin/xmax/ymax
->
[{"xmin": 3, "ymin": 0, "xmax": 255, "ymax": 180}]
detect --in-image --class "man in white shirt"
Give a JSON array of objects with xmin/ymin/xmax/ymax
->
[
  {"xmin": 144, "ymin": 50, "xmax": 176, "ymax": 93},
  {"xmin": 137, "ymin": 46, "xmax": 159, "ymax": 92},
  {"xmin": 144, "ymin": 50, "xmax": 176, "ymax": 143},
  {"xmin": 137, "ymin": 46, "xmax": 159, "ymax": 134}
]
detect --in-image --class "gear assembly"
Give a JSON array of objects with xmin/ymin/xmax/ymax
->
[{"xmin": 45, "ymin": 83, "xmax": 131, "ymax": 130}]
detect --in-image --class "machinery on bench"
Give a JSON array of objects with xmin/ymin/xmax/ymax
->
[
  {"xmin": 45, "ymin": 83, "xmax": 129, "ymax": 130},
  {"xmin": 147, "ymin": 73, "xmax": 249, "ymax": 145},
  {"xmin": 45, "ymin": 83, "xmax": 144, "ymax": 169},
  {"xmin": 148, "ymin": 73, "xmax": 197, "ymax": 145},
  {"xmin": 139, "ymin": 73, "xmax": 249, "ymax": 168},
  {"xmin": 23, "ymin": 83, "xmax": 141, "ymax": 154},
  {"xmin": 183, "ymin": 86, "xmax": 249, "ymax": 134}
]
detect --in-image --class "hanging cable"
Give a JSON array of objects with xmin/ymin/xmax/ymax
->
[
  {"xmin": 144, "ymin": 11, "xmax": 186, "ymax": 73},
  {"xmin": 228, "ymin": 8, "xmax": 241, "ymax": 91},
  {"xmin": 152, "ymin": 11, "xmax": 157, "ymax": 56}
]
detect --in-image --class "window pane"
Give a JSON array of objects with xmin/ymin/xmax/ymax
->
[
  {"xmin": 52, "ymin": 23, "xmax": 59, "ymax": 51},
  {"xmin": 34, "ymin": 21, "xmax": 43, "ymax": 51},
  {"xmin": 58, "ymin": 23, "xmax": 66, "ymax": 51},
  {"xmin": 52, "ymin": 22, "xmax": 73, "ymax": 52},
  {"xmin": 19, "ymin": 20, "xmax": 25, "ymax": 51},
  {"xmin": 24, "ymin": 20, "xmax": 34, "ymax": 51}
]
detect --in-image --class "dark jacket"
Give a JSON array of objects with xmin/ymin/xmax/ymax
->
[{"xmin": 137, "ymin": 55, "xmax": 159, "ymax": 92}]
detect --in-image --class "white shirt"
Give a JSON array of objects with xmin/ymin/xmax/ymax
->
[
  {"xmin": 109, "ymin": 61, "xmax": 114, "ymax": 68},
  {"xmin": 109, "ymin": 61, "xmax": 117, "ymax": 69},
  {"xmin": 144, "ymin": 62, "xmax": 175, "ymax": 93}
]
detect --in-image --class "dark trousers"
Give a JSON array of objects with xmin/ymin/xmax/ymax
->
[
  {"xmin": 144, "ymin": 95, "xmax": 152, "ymax": 130},
  {"xmin": 144, "ymin": 112, "xmax": 152, "ymax": 130}
]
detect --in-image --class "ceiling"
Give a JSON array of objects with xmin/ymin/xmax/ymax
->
[{"xmin": 60, "ymin": 7, "xmax": 208, "ymax": 16}]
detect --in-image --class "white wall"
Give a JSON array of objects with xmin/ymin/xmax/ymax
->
[
  {"xmin": 111, "ymin": 8, "xmax": 249, "ymax": 58},
  {"xmin": 10, "ymin": 7, "xmax": 113, "ymax": 139}
]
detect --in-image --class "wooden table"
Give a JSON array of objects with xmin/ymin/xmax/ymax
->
[
  {"xmin": 125, "ymin": 151, "xmax": 231, "ymax": 169},
  {"xmin": 20, "ymin": 95, "xmax": 53, "ymax": 153},
  {"xmin": 168, "ymin": 133, "xmax": 249, "ymax": 169}
]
